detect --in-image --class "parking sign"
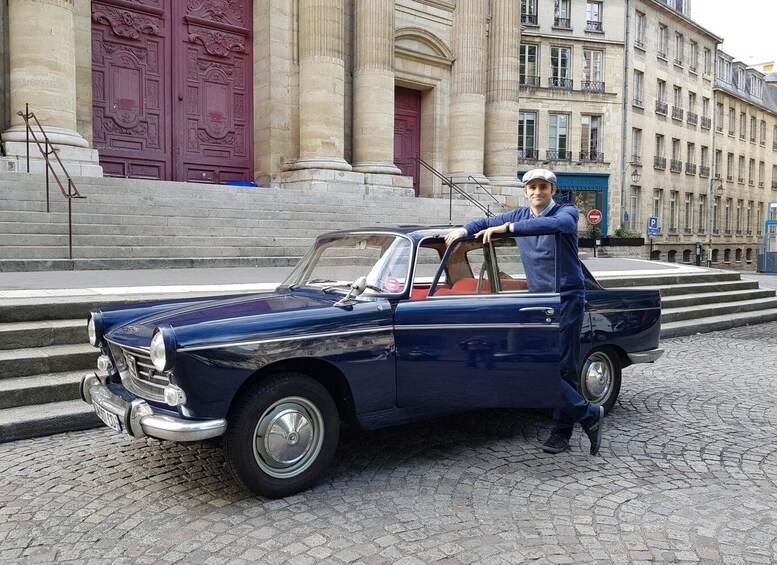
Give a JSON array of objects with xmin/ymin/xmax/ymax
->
[{"xmin": 647, "ymin": 216, "xmax": 659, "ymax": 240}]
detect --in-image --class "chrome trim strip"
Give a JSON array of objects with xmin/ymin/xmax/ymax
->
[
  {"xmin": 396, "ymin": 323, "xmax": 559, "ymax": 330},
  {"xmin": 589, "ymin": 307, "xmax": 661, "ymax": 314},
  {"xmin": 627, "ymin": 348, "xmax": 665, "ymax": 364},
  {"xmin": 106, "ymin": 339, "xmax": 150, "ymax": 354},
  {"xmin": 178, "ymin": 326, "xmax": 394, "ymax": 353}
]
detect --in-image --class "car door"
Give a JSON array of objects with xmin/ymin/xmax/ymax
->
[{"xmin": 394, "ymin": 235, "xmax": 561, "ymax": 409}]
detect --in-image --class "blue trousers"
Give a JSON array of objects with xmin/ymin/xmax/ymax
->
[{"xmin": 552, "ymin": 294, "xmax": 598, "ymax": 436}]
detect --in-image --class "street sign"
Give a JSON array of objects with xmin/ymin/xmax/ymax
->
[
  {"xmin": 587, "ymin": 209, "xmax": 602, "ymax": 224},
  {"xmin": 647, "ymin": 216, "xmax": 659, "ymax": 240}
]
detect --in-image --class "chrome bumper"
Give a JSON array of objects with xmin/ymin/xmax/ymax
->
[
  {"xmin": 627, "ymin": 348, "xmax": 664, "ymax": 364},
  {"xmin": 80, "ymin": 373, "xmax": 227, "ymax": 442}
]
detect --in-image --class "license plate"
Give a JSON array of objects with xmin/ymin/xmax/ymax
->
[{"xmin": 93, "ymin": 401, "xmax": 123, "ymax": 434}]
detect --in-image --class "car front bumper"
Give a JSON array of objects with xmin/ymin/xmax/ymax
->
[{"xmin": 80, "ymin": 373, "xmax": 227, "ymax": 442}]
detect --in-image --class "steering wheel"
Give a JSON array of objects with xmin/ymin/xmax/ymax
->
[{"xmin": 476, "ymin": 262, "xmax": 487, "ymax": 294}]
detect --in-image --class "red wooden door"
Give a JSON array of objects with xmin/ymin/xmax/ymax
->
[
  {"xmin": 394, "ymin": 87, "xmax": 421, "ymax": 196},
  {"xmin": 92, "ymin": 0, "xmax": 253, "ymax": 183}
]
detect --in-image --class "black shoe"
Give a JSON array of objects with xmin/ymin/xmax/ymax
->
[
  {"xmin": 542, "ymin": 431, "xmax": 570, "ymax": 454},
  {"xmin": 584, "ymin": 406, "xmax": 605, "ymax": 456}
]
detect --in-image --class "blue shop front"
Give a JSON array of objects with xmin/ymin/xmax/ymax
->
[{"xmin": 519, "ymin": 171, "xmax": 610, "ymax": 235}]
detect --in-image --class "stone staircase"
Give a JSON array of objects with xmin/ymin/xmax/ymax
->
[{"xmin": 0, "ymin": 172, "xmax": 479, "ymax": 271}]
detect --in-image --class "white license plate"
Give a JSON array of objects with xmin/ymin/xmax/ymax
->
[{"xmin": 93, "ymin": 401, "xmax": 123, "ymax": 434}]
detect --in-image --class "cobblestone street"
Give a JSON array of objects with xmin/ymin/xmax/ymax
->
[{"xmin": 1, "ymin": 322, "xmax": 776, "ymax": 564}]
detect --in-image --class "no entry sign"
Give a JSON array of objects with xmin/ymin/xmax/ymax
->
[{"xmin": 587, "ymin": 209, "xmax": 602, "ymax": 225}]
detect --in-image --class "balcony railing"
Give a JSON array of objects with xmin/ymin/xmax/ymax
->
[
  {"xmin": 631, "ymin": 156, "xmax": 642, "ymax": 165},
  {"xmin": 579, "ymin": 150, "xmax": 604, "ymax": 162},
  {"xmin": 633, "ymin": 97, "xmax": 644, "ymax": 108},
  {"xmin": 700, "ymin": 165, "xmax": 710, "ymax": 177},
  {"xmin": 687, "ymin": 112, "xmax": 698, "ymax": 125},
  {"xmin": 635, "ymin": 39, "xmax": 644, "ymax": 49},
  {"xmin": 772, "ymin": 180, "xmax": 777, "ymax": 189},
  {"xmin": 548, "ymin": 77, "xmax": 573, "ymax": 89},
  {"xmin": 581, "ymin": 80, "xmax": 605, "ymax": 92},
  {"xmin": 748, "ymin": 179, "xmax": 754, "ymax": 186},
  {"xmin": 773, "ymin": 141, "xmax": 777, "ymax": 151},
  {"xmin": 685, "ymin": 162, "xmax": 697, "ymax": 175},
  {"xmin": 716, "ymin": 124, "xmax": 723, "ymax": 133},
  {"xmin": 521, "ymin": 13, "xmax": 538, "ymax": 25},
  {"xmin": 546, "ymin": 149, "xmax": 572, "ymax": 161},
  {"xmin": 554, "ymin": 17, "xmax": 571, "ymax": 28},
  {"xmin": 701, "ymin": 117, "xmax": 712, "ymax": 129},
  {"xmin": 738, "ymin": 177, "xmax": 744, "ymax": 183},
  {"xmin": 519, "ymin": 75, "xmax": 541, "ymax": 88},
  {"xmin": 670, "ymin": 159, "xmax": 682, "ymax": 172},
  {"xmin": 759, "ymin": 181, "xmax": 764, "ymax": 187},
  {"xmin": 586, "ymin": 20, "xmax": 603, "ymax": 32},
  {"xmin": 726, "ymin": 174, "xmax": 733, "ymax": 182},
  {"xmin": 654, "ymin": 156, "xmax": 667, "ymax": 169},
  {"xmin": 655, "ymin": 101, "xmax": 668, "ymax": 115},
  {"xmin": 672, "ymin": 106, "xmax": 684, "ymax": 120},
  {"xmin": 674, "ymin": 58, "xmax": 683, "ymax": 67},
  {"xmin": 689, "ymin": 64, "xmax": 697, "ymax": 73},
  {"xmin": 657, "ymin": 50, "xmax": 668, "ymax": 59},
  {"xmin": 517, "ymin": 149, "xmax": 539, "ymax": 160}
]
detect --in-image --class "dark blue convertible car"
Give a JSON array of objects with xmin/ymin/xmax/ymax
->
[{"xmin": 81, "ymin": 226, "xmax": 662, "ymax": 497}]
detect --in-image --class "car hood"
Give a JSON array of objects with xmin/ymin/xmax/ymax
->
[{"xmin": 105, "ymin": 289, "xmax": 392, "ymax": 350}]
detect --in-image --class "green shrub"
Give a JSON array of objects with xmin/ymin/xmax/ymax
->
[{"xmin": 612, "ymin": 227, "xmax": 643, "ymax": 238}]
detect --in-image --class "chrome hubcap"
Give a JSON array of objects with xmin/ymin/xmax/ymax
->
[
  {"xmin": 583, "ymin": 353, "xmax": 612, "ymax": 404},
  {"xmin": 253, "ymin": 397, "xmax": 324, "ymax": 478}
]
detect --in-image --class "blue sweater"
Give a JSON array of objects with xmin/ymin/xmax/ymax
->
[{"xmin": 463, "ymin": 203, "xmax": 585, "ymax": 297}]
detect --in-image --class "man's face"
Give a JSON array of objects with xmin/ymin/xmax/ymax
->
[{"xmin": 524, "ymin": 179, "xmax": 557, "ymax": 211}]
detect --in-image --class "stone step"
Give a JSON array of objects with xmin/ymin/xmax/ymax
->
[
  {"xmin": 0, "ymin": 343, "xmax": 96, "ymax": 379},
  {"xmin": 661, "ymin": 296, "xmax": 777, "ymax": 323},
  {"xmin": 0, "ymin": 233, "xmax": 314, "ymax": 248},
  {"xmin": 660, "ymin": 288, "xmax": 776, "ymax": 308},
  {"xmin": 0, "ymin": 244, "xmax": 310, "ymax": 259},
  {"xmin": 0, "ymin": 255, "xmax": 300, "ymax": 273},
  {"xmin": 0, "ymin": 319, "xmax": 85, "ymax": 350},
  {"xmin": 0, "ymin": 399, "xmax": 101, "ymax": 443},
  {"xmin": 0, "ymin": 371, "xmax": 85, "ymax": 409},
  {"xmin": 660, "ymin": 307, "xmax": 777, "ymax": 339},
  {"xmin": 598, "ymin": 271, "xmax": 742, "ymax": 288},
  {"xmin": 624, "ymin": 279, "xmax": 760, "ymax": 296}
]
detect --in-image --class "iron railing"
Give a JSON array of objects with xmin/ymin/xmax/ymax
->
[
  {"xmin": 18, "ymin": 104, "xmax": 85, "ymax": 259},
  {"xmin": 579, "ymin": 150, "xmax": 604, "ymax": 162},
  {"xmin": 671, "ymin": 106, "xmax": 684, "ymax": 120},
  {"xmin": 517, "ymin": 148, "xmax": 539, "ymax": 160},
  {"xmin": 548, "ymin": 77, "xmax": 573, "ymax": 89},
  {"xmin": 701, "ymin": 117, "xmax": 712, "ymax": 129},
  {"xmin": 655, "ymin": 101, "xmax": 668, "ymax": 115},
  {"xmin": 546, "ymin": 149, "xmax": 571, "ymax": 161},
  {"xmin": 687, "ymin": 112, "xmax": 698, "ymax": 125},
  {"xmin": 519, "ymin": 75, "xmax": 541, "ymax": 88},
  {"xmin": 670, "ymin": 159, "xmax": 682, "ymax": 172},
  {"xmin": 412, "ymin": 157, "xmax": 500, "ymax": 222},
  {"xmin": 586, "ymin": 20, "xmax": 603, "ymax": 32},
  {"xmin": 554, "ymin": 17, "xmax": 571, "ymax": 28},
  {"xmin": 521, "ymin": 13, "xmax": 538, "ymax": 25},
  {"xmin": 581, "ymin": 80, "xmax": 605, "ymax": 92},
  {"xmin": 654, "ymin": 156, "xmax": 667, "ymax": 169}
]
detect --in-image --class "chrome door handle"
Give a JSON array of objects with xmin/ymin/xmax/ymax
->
[{"xmin": 519, "ymin": 307, "xmax": 555, "ymax": 316}]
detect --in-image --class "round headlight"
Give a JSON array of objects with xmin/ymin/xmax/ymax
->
[
  {"xmin": 150, "ymin": 331, "xmax": 167, "ymax": 372},
  {"xmin": 150, "ymin": 326, "xmax": 176, "ymax": 372},
  {"xmin": 87, "ymin": 312, "xmax": 104, "ymax": 347}
]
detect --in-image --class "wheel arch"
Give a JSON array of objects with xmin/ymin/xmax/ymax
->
[{"xmin": 227, "ymin": 357, "xmax": 356, "ymax": 424}]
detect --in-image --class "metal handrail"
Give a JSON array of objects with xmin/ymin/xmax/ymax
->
[
  {"xmin": 17, "ymin": 104, "xmax": 86, "ymax": 259},
  {"xmin": 467, "ymin": 175, "xmax": 502, "ymax": 209},
  {"xmin": 412, "ymin": 157, "xmax": 493, "ymax": 222}
]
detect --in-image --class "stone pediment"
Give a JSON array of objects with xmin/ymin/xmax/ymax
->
[{"xmin": 395, "ymin": 27, "xmax": 454, "ymax": 68}]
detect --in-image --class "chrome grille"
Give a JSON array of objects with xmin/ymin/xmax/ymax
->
[{"xmin": 115, "ymin": 346, "xmax": 169, "ymax": 402}]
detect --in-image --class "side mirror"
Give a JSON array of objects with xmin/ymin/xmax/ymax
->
[{"xmin": 333, "ymin": 276, "xmax": 367, "ymax": 307}]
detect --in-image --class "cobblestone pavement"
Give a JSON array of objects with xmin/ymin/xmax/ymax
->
[{"xmin": 2, "ymin": 323, "xmax": 776, "ymax": 564}]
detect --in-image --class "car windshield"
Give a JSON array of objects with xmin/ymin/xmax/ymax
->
[{"xmin": 281, "ymin": 233, "xmax": 413, "ymax": 295}]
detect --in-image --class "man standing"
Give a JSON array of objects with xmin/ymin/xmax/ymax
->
[{"xmin": 444, "ymin": 168, "xmax": 604, "ymax": 455}]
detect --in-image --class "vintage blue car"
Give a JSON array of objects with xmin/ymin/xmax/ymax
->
[{"xmin": 81, "ymin": 226, "xmax": 662, "ymax": 497}]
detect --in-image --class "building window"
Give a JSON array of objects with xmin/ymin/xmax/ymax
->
[
  {"xmin": 633, "ymin": 70, "xmax": 644, "ymax": 106},
  {"xmin": 726, "ymin": 152, "xmax": 734, "ymax": 181},
  {"xmin": 698, "ymin": 195, "xmax": 707, "ymax": 234},
  {"xmin": 672, "ymin": 86, "xmax": 683, "ymax": 120},
  {"xmin": 724, "ymin": 198, "xmax": 732, "ymax": 234},
  {"xmin": 518, "ymin": 112, "xmax": 537, "ymax": 159},
  {"xmin": 674, "ymin": 33, "xmax": 684, "ymax": 65},
  {"xmin": 549, "ymin": 46, "xmax": 572, "ymax": 88},
  {"xmin": 750, "ymin": 116, "xmax": 757, "ymax": 143},
  {"xmin": 669, "ymin": 191, "xmax": 678, "ymax": 232},
  {"xmin": 738, "ymin": 155, "xmax": 745, "ymax": 183},
  {"xmin": 689, "ymin": 41, "xmax": 698, "ymax": 71},
  {"xmin": 747, "ymin": 201, "xmax": 753, "ymax": 234},
  {"xmin": 759, "ymin": 161, "xmax": 765, "ymax": 188},
  {"xmin": 736, "ymin": 200, "xmax": 742, "ymax": 233},
  {"xmin": 757, "ymin": 203, "xmax": 764, "ymax": 235},
  {"xmin": 761, "ymin": 120, "xmax": 767, "ymax": 145},
  {"xmin": 632, "ymin": 128, "xmax": 642, "ymax": 164},
  {"xmin": 684, "ymin": 194, "xmax": 693, "ymax": 233},
  {"xmin": 739, "ymin": 112, "xmax": 746, "ymax": 139},
  {"xmin": 635, "ymin": 11, "xmax": 646, "ymax": 48},
  {"xmin": 749, "ymin": 158, "xmax": 755, "ymax": 185},
  {"xmin": 686, "ymin": 142, "xmax": 696, "ymax": 174},
  {"xmin": 658, "ymin": 25, "xmax": 668, "ymax": 59},
  {"xmin": 519, "ymin": 44, "xmax": 539, "ymax": 87},
  {"xmin": 671, "ymin": 138, "xmax": 681, "ymax": 172},
  {"xmin": 586, "ymin": 2, "xmax": 602, "ymax": 32},
  {"xmin": 654, "ymin": 189, "xmax": 664, "ymax": 229},
  {"xmin": 554, "ymin": 0, "xmax": 571, "ymax": 28},
  {"xmin": 704, "ymin": 48, "xmax": 712, "ymax": 74},
  {"xmin": 580, "ymin": 115, "xmax": 602, "ymax": 161},
  {"xmin": 629, "ymin": 187, "xmax": 641, "ymax": 231},
  {"xmin": 728, "ymin": 107, "xmax": 735, "ymax": 135},
  {"xmin": 582, "ymin": 49, "xmax": 604, "ymax": 91},
  {"xmin": 548, "ymin": 114, "xmax": 570, "ymax": 160},
  {"xmin": 521, "ymin": 0, "xmax": 538, "ymax": 26},
  {"xmin": 712, "ymin": 196, "xmax": 720, "ymax": 234},
  {"xmin": 656, "ymin": 80, "xmax": 667, "ymax": 114},
  {"xmin": 774, "ymin": 126, "xmax": 777, "ymax": 151},
  {"xmin": 716, "ymin": 103, "xmax": 724, "ymax": 132},
  {"xmin": 654, "ymin": 134, "xmax": 666, "ymax": 169},
  {"xmin": 700, "ymin": 146, "xmax": 709, "ymax": 176}
]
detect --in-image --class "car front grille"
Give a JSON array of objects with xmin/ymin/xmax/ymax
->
[{"xmin": 110, "ymin": 343, "xmax": 169, "ymax": 402}]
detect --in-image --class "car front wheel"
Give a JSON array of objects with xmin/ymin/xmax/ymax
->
[
  {"xmin": 224, "ymin": 372, "xmax": 339, "ymax": 498},
  {"xmin": 580, "ymin": 348, "xmax": 621, "ymax": 414}
]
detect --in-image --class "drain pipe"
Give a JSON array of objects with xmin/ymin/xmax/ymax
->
[{"xmin": 618, "ymin": 0, "xmax": 633, "ymax": 232}]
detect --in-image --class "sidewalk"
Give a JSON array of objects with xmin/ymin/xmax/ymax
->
[{"xmin": 0, "ymin": 258, "xmax": 718, "ymax": 300}]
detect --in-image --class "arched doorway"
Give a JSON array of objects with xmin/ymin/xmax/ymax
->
[{"xmin": 91, "ymin": 0, "xmax": 253, "ymax": 183}]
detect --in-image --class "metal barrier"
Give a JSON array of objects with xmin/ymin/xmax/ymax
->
[{"xmin": 17, "ymin": 104, "xmax": 86, "ymax": 259}]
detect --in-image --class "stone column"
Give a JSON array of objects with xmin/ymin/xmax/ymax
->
[
  {"xmin": 352, "ymin": 0, "xmax": 400, "ymax": 175},
  {"xmin": 292, "ymin": 0, "xmax": 351, "ymax": 171},
  {"xmin": 447, "ymin": 0, "xmax": 488, "ymax": 183},
  {"xmin": 484, "ymin": 0, "xmax": 521, "ymax": 189},
  {"xmin": 2, "ymin": 0, "xmax": 100, "ymax": 175}
]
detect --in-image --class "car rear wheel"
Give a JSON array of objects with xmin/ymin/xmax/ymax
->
[
  {"xmin": 224, "ymin": 373, "xmax": 339, "ymax": 498},
  {"xmin": 580, "ymin": 348, "xmax": 621, "ymax": 414}
]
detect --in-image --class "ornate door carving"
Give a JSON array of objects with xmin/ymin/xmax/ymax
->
[{"xmin": 92, "ymin": 0, "xmax": 253, "ymax": 183}]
